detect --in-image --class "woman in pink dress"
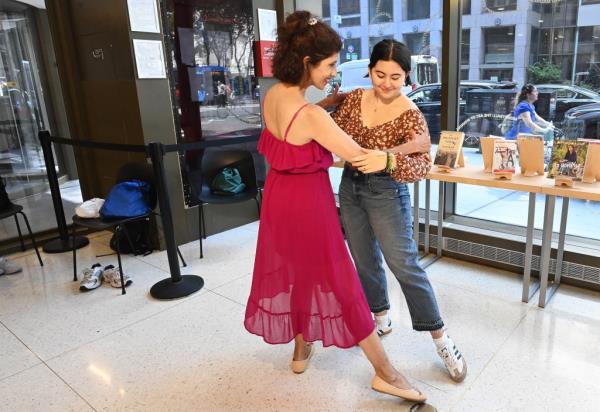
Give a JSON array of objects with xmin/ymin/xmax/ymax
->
[{"xmin": 244, "ymin": 11, "xmax": 426, "ymax": 403}]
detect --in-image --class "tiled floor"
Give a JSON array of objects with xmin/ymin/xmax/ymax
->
[{"xmin": 1, "ymin": 222, "xmax": 600, "ymax": 411}]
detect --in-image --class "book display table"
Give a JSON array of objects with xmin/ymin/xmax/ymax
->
[
  {"xmin": 537, "ymin": 182, "xmax": 600, "ymax": 307},
  {"xmin": 425, "ymin": 166, "xmax": 546, "ymax": 304},
  {"xmin": 331, "ymin": 163, "xmax": 600, "ymax": 308}
]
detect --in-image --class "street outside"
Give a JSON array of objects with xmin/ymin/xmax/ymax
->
[{"xmin": 199, "ymin": 102, "xmax": 261, "ymax": 137}]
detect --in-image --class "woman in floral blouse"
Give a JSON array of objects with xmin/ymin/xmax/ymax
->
[{"xmin": 332, "ymin": 40, "xmax": 468, "ymax": 383}]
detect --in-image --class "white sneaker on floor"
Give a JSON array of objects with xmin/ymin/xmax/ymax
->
[
  {"xmin": 436, "ymin": 335, "xmax": 467, "ymax": 382},
  {"xmin": 0, "ymin": 257, "xmax": 21, "ymax": 274},
  {"xmin": 103, "ymin": 265, "xmax": 132, "ymax": 288},
  {"xmin": 375, "ymin": 313, "xmax": 392, "ymax": 336},
  {"xmin": 79, "ymin": 263, "xmax": 103, "ymax": 291}
]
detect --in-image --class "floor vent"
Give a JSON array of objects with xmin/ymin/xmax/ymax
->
[{"xmin": 418, "ymin": 233, "xmax": 600, "ymax": 286}]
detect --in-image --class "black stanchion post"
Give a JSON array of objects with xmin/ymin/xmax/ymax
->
[
  {"xmin": 148, "ymin": 142, "xmax": 204, "ymax": 299},
  {"xmin": 38, "ymin": 131, "xmax": 89, "ymax": 253}
]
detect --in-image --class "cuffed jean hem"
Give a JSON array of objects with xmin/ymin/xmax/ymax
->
[
  {"xmin": 412, "ymin": 319, "xmax": 445, "ymax": 332},
  {"xmin": 370, "ymin": 304, "xmax": 391, "ymax": 314}
]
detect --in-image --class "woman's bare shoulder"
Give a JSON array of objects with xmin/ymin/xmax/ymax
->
[{"xmin": 397, "ymin": 94, "xmax": 420, "ymax": 112}]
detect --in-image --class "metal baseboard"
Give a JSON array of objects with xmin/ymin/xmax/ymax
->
[{"xmin": 418, "ymin": 233, "xmax": 600, "ymax": 286}]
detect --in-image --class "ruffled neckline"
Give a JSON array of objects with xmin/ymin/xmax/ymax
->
[{"xmin": 258, "ymin": 128, "xmax": 332, "ymax": 171}]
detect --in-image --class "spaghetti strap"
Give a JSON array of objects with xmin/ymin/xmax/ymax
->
[{"xmin": 283, "ymin": 103, "xmax": 310, "ymax": 141}]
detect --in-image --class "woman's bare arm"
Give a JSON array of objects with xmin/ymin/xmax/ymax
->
[
  {"xmin": 301, "ymin": 105, "xmax": 387, "ymax": 172},
  {"xmin": 520, "ymin": 112, "xmax": 546, "ymax": 133}
]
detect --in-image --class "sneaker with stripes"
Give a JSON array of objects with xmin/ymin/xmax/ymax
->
[
  {"xmin": 375, "ymin": 313, "xmax": 392, "ymax": 336},
  {"xmin": 436, "ymin": 335, "xmax": 467, "ymax": 382}
]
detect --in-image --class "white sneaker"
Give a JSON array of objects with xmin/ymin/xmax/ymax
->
[
  {"xmin": 436, "ymin": 336, "xmax": 467, "ymax": 382},
  {"xmin": 79, "ymin": 263, "xmax": 103, "ymax": 291},
  {"xmin": 375, "ymin": 313, "xmax": 392, "ymax": 336},
  {"xmin": 103, "ymin": 265, "xmax": 132, "ymax": 288},
  {"xmin": 0, "ymin": 257, "xmax": 22, "ymax": 274}
]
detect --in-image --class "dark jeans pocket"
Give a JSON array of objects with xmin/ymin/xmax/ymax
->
[{"xmin": 367, "ymin": 175, "xmax": 400, "ymax": 199}]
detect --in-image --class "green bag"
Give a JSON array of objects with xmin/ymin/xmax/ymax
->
[{"xmin": 211, "ymin": 167, "xmax": 246, "ymax": 195}]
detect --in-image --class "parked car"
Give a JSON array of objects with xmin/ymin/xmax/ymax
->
[
  {"xmin": 535, "ymin": 84, "xmax": 600, "ymax": 125},
  {"xmin": 562, "ymin": 102, "xmax": 600, "ymax": 140},
  {"xmin": 407, "ymin": 81, "xmax": 516, "ymax": 145}
]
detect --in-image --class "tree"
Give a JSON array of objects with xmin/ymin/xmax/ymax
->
[{"xmin": 527, "ymin": 60, "xmax": 561, "ymax": 84}]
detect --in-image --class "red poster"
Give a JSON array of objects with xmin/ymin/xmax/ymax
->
[{"xmin": 254, "ymin": 40, "xmax": 276, "ymax": 77}]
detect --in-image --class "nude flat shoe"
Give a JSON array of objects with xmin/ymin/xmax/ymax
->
[
  {"xmin": 291, "ymin": 344, "xmax": 315, "ymax": 374},
  {"xmin": 371, "ymin": 375, "xmax": 427, "ymax": 403}
]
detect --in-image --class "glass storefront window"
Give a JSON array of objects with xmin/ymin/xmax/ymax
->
[
  {"xmin": 0, "ymin": 8, "xmax": 46, "ymax": 196},
  {"xmin": 319, "ymin": 0, "xmax": 600, "ymax": 242},
  {"xmin": 454, "ymin": 0, "xmax": 600, "ymax": 240},
  {"xmin": 164, "ymin": 0, "xmax": 263, "ymax": 206},
  {"xmin": 483, "ymin": 27, "xmax": 515, "ymax": 64},
  {"xmin": 369, "ymin": 0, "xmax": 393, "ymax": 24},
  {"xmin": 340, "ymin": 37, "xmax": 361, "ymax": 63},
  {"xmin": 404, "ymin": 32, "xmax": 429, "ymax": 55},
  {"xmin": 404, "ymin": 0, "xmax": 430, "ymax": 21},
  {"xmin": 483, "ymin": 0, "xmax": 517, "ymax": 13},
  {"xmin": 0, "ymin": 1, "xmax": 78, "ymax": 241}
]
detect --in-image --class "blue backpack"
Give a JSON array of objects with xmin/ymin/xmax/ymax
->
[{"xmin": 100, "ymin": 180, "xmax": 151, "ymax": 219}]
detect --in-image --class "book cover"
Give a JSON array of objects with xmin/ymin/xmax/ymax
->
[
  {"xmin": 547, "ymin": 140, "xmax": 588, "ymax": 180},
  {"xmin": 434, "ymin": 131, "xmax": 465, "ymax": 168},
  {"xmin": 492, "ymin": 140, "xmax": 517, "ymax": 173}
]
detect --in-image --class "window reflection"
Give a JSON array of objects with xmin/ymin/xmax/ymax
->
[{"xmin": 164, "ymin": 0, "xmax": 263, "ymax": 206}]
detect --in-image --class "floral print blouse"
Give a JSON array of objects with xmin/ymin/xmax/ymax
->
[{"xmin": 332, "ymin": 88, "xmax": 432, "ymax": 183}]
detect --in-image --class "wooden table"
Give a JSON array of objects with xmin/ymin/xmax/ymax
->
[
  {"xmin": 536, "ymin": 180, "xmax": 600, "ymax": 307},
  {"xmin": 425, "ymin": 166, "xmax": 547, "ymax": 303}
]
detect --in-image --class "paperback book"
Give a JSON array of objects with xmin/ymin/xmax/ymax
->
[
  {"xmin": 434, "ymin": 131, "xmax": 465, "ymax": 169},
  {"xmin": 492, "ymin": 140, "xmax": 517, "ymax": 173},
  {"xmin": 547, "ymin": 140, "xmax": 588, "ymax": 181}
]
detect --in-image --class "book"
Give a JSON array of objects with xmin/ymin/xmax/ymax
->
[
  {"xmin": 492, "ymin": 140, "xmax": 517, "ymax": 173},
  {"xmin": 547, "ymin": 140, "xmax": 589, "ymax": 181},
  {"xmin": 434, "ymin": 131, "xmax": 465, "ymax": 169}
]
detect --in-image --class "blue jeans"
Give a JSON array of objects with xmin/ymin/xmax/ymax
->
[{"xmin": 339, "ymin": 166, "xmax": 444, "ymax": 331}]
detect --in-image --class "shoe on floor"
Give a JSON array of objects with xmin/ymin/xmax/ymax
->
[
  {"xmin": 371, "ymin": 375, "xmax": 427, "ymax": 403},
  {"xmin": 103, "ymin": 265, "xmax": 132, "ymax": 288},
  {"xmin": 375, "ymin": 313, "xmax": 392, "ymax": 336},
  {"xmin": 79, "ymin": 263, "xmax": 103, "ymax": 291},
  {"xmin": 0, "ymin": 257, "xmax": 22, "ymax": 275},
  {"xmin": 436, "ymin": 335, "xmax": 467, "ymax": 382},
  {"xmin": 291, "ymin": 343, "xmax": 315, "ymax": 374}
]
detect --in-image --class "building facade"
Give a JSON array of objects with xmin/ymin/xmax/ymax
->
[{"xmin": 322, "ymin": 0, "xmax": 600, "ymax": 88}]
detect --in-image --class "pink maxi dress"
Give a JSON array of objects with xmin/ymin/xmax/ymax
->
[{"xmin": 244, "ymin": 103, "xmax": 375, "ymax": 348}]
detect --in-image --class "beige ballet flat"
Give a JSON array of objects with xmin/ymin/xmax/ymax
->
[
  {"xmin": 291, "ymin": 344, "xmax": 315, "ymax": 374},
  {"xmin": 371, "ymin": 375, "xmax": 427, "ymax": 403}
]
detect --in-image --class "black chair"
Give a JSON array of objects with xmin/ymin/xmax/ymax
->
[
  {"xmin": 72, "ymin": 162, "xmax": 187, "ymax": 295},
  {"xmin": 195, "ymin": 150, "xmax": 260, "ymax": 258},
  {"xmin": 0, "ymin": 204, "xmax": 43, "ymax": 266}
]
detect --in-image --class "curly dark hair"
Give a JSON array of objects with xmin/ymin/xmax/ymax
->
[{"xmin": 272, "ymin": 11, "xmax": 342, "ymax": 84}]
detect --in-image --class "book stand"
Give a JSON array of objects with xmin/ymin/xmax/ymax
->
[
  {"xmin": 494, "ymin": 172, "xmax": 514, "ymax": 180},
  {"xmin": 517, "ymin": 137, "xmax": 545, "ymax": 177},
  {"xmin": 582, "ymin": 143, "xmax": 600, "ymax": 183},
  {"xmin": 435, "ymin": 149, "xmax": 465, "ymax": 173},
  {"xmin": 481, "ymin": 136, "xmax": 502, "ymax": 173},
  {"xmin": 554, "ymin": 176, "xmax": 574, "ymax": 187}
]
